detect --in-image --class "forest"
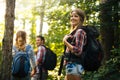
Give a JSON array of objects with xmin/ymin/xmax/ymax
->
[{"xmin": 0, "ymin": 0, "xmax": 119, "ymax": 80}]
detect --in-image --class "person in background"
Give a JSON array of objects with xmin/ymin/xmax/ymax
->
[
  {"xmin": 31, "ymin": 35, "xmax": 48, "ymax": 80},
  {"xmin": 63, "ymin": 8, "xmax": 86, "ymax": 80},
  {"xmin": 11, "ymin": 30, "xmax": 36, "ymax": 80}
]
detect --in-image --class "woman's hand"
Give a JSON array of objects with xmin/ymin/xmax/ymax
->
[
  {"xmin": 63, "ymin": 34, "xmax": 73, "ymax": 51},
  {"xmin": 63, "ymin": 35, "xmax": 72, "ymax": 43}
]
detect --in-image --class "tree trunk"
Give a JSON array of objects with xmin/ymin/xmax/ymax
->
[
  {"xmin": 113, "ymin": 0, "xmax": 120, "ymax": 48},
  {"xmin": 100, "ymin": 0, "xmax": 114, "ymax": 60},
  {"xmin": 40, "ymin": 10, "xmax": 44, "ymax": 35},
  {"xmin": 39, "ymin": 0, "xmax": 45, "ymax": 35},
  {"xmin": 0, "ymin": 0, "xmax": 15, "ymax": 79}
]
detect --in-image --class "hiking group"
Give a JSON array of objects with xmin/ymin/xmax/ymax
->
[{"xmin": 11, "ymin": 8, "xmax": 103, "ymax": 80}]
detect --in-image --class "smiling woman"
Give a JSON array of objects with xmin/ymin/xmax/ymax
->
[{"xmin": 63, "ymin": 8, "xmax": 86, "ymax": 80}]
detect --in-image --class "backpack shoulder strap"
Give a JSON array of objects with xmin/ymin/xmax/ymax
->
[
  {"xmin": 70, "ymin": 26, "xmax": 87, "ymax": 35},
  {"xmin": 13, "ymin": 46, "xmax": 19, "ymax": 53},
  {"xmin": 41, "ymin": 45, "xmax": 46, "ymax": 48},
  {"xmin": 41, "ymin": 45, "xmax": 47, "ymax": 52},
  {"xmin": 25, "ymin": 44, "xmax": 31, "ymax": 53}
]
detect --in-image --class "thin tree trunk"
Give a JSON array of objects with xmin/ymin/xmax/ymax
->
[
  {"xmin": 1, "ymin": 0, "xmax": 15, "ymax": 79},
  {"xmin": 40, "ymin": 10, "xmax": 44, "ymax": 35},
  {"xmin": 39, "ymin": 0, "xmax": 45, "ymax": 35}
]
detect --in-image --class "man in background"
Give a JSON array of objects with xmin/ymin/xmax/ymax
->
[{"xmin": 31, "ymin": 35, "xmax": 48, "ymax": 80}]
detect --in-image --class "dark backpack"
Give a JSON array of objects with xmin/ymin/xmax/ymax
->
[
  {"xmin": 12, "ymin": 45, "xmax": 31, "ymax": 77},
  {"xmin": 68, "ymin": 26, "xmax": 104, "ymax": 71},
  {"xmin": 79, "ymin": 26, "xmax": 104, "ymax": 71},
  {"xmin": 42, "ymin": 46, "xmax": 57, "ymax": 70}
]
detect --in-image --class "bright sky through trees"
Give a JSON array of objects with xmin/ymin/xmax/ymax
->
[{"xmin": 0, "ymin": 0, "xmax": 48, "ymax": 36}]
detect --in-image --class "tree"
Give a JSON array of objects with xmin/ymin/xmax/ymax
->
[
  {"xmin": 39, "ymin": 0, "xmax": 45, "ymax": 35},
  {"xmin": 100, "ymin": 0, "xmax": 119, "ymax": 60},
  {"xmin": 36, "ymin": 0, "xmax": 60, "ymax": 35},
  {"xmin": 0, "ymin": 0, "xmax": 15, "ymax": 79},
  {"xmin": 99, "ymin": 0, "xmax": 120, "ymax": 79}
]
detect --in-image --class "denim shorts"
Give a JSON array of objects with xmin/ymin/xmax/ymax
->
[{"xmin": 65, "ymin": 62, "xmax": 84, "ymax": 75}]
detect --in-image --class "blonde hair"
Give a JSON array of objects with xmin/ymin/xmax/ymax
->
[
  {"xmin": 70, "ymin": 8, "xmax": 85, "ymax": 31},
  {"xmin": 15, "ymin": 30, "xmax": 26, "ymax": 51}
]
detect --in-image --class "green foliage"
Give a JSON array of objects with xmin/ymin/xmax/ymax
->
[
  {"xmin": 60, "ymin": 0, "xmax": 100, "ymax": 26},
  {"xmin": 82, "ymin": 46, "xmax": 120, "ymax": 80},
  {"xmin": 75, "ymin": 0, "xmax": 100, "ymax": 26},
  {"xmin": 100, "ymin": 47, "xmax": 120, "ymax": 79},
  {"xmin": 60, "ymin": 0, "xmax": 77, "ymax": 6},
  {"xmin": 44, "ymin": 0, "xmax": 103, "ymax": 79},
  {"xmin": 0, "ymin": 47, "xmax": 2, "ymax": 78},
  {"xmin": 29, "ymin": 15, "xmax": 37, "ymax": 48},
  {"xmin": 0, "ymin": 43, "xmax": 2, "ymax": 66},
  {"xmin": 0, "ymin": 23, "xmax": 4, "ymax": 44},
  {"xmin": 0, "ymin": 22, "xmax": 3, "ymax": 74},
  {"xmin": 1, "ymin": 0, "xmax": 117, "ymax": 79},
  {"xmin": 44, "ymin": 5, "xmax": 71, "ymax": 79},
  {"xmin": 44, "ymin": 0, "xmax": 120, "ymax": 79},
  {"xmin": 44, "ymin": 5, "xmax": 71, "ymax": 52}
]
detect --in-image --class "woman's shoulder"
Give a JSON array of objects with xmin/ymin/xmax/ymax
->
[
  {"xmin": 25, "ymin": 44, "xmax": 33, "ymax": 51},
  {"xmin": 26, "ymin": 44, "xmax": 32, "ymax": 48},
  {"xmin": 76, "ymin": 28, "xmax": 86, "ymax": 35},
  {"xmin": 12, "ymin": 45, "xmax": 18, "ymax": 51},
  {"xmin": 26, "ymin": 44, "xmax": 31, "ymax": 47}
]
